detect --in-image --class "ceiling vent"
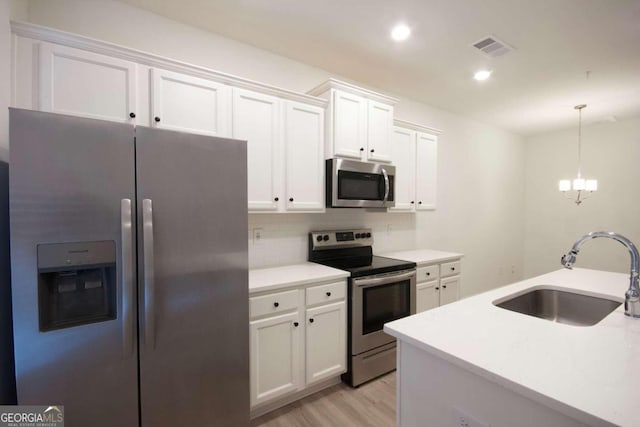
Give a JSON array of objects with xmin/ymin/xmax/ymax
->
[{"xmin": 472, "ymin": 36, "xmax": 514, "ymax": 58}]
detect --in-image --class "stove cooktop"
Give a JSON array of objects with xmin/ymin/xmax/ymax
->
[{"xmin": 314, "ymin": 255, "xmax": 416, "ymax": 278}]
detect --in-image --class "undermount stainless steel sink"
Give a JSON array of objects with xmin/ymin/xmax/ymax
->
[{"xmin": 494, "ymin": 288, "xmax": 622, "ymax": 326}]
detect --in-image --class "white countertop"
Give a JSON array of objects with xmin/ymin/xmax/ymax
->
[
  {"xmin": 384, "ymin": 268, "xmax": 640, "ymax": 427},
  {"xmin": 379, "ymin": 248, "xmax": 463, "ymax": 265},
  {"xmin": 249, "ymin": 262, "xmax": 349, "ymax": 294}
]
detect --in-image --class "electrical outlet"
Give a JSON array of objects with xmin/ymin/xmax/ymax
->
[
  {"xmin": 452, "ymin": 408, "xmax": 489, "ymax": 427},
  {"xmin": 252, "ymin": 228, "xmax": 263, "ymax": 244}
]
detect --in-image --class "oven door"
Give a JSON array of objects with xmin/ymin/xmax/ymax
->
[
  {"xmin": 351, "ymin": 269, "xmax": 416, "ymax": 355},
  {"xmin": 327, "ymin": 158, "xmax": 395, "ymax": 208}
]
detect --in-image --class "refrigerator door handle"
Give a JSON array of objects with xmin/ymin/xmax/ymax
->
[
  {"xmin": 121, "ymin": 199, "xmax": 134, "ymax": 357},
  {"xmin": 142, "ymin": 198, "xmax": 156, "ymax": 350}
]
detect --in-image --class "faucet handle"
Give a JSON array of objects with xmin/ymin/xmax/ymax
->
[{"xmin": 561, "ymin": 251, "xmax": 577, "ymax": 269}]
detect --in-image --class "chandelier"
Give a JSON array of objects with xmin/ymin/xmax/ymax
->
[{"xmin": 558, "ymin": 104, "xmax": 597, "ymax": 205}]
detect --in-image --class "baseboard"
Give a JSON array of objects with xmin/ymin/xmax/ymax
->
[{"xmin": 250, "ymin": 376, "xmax": 342, "ymax": 419}]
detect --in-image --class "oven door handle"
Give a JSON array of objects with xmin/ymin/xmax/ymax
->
[
  {"xmin": 381, "ymin": 168, "xmax": 390, "ymax": 204},
  {"xmin": 353, "ymin": 270, "xmax": 416, "ymax": 288}
]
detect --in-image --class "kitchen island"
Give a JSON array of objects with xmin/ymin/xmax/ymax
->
[{"xmin": 384, "ymin": 268, "xmax": 640, "ymax": 427}]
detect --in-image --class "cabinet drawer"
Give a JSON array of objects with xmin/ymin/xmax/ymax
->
[
  {"xmin": 416, "ymin": 265, "xmax": 439, "ymax": 283},
  {"xmin": 306, "ymin": 281, "xmax": 346, "ymax": 306},
  {"xmin": 250, "ymin": 289, "xmax": 299, "ymax": 319},
  {"xmin": 441, "ymin": 260, "xmax": 461, "ymax": 277}
]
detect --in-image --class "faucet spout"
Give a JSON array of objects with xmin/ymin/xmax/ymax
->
[{"xmin": 561, "ymin": 231, "xmax": 640, "ymax": 318}]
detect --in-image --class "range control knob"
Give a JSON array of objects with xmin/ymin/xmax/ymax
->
[
  {"xmin": 355, "ymin": 233, "xmax": 361, "ymax": 239},
  {"xmin": 323, "ymin": 235, "xmax": 329, "ymax": 241},
  {"xmin": 316, "ymin": 235, "xmax": 323, "ymax": 242},
  {"xmin": 366, "ymin": 232, "xmax": 372, "ymax": 238}
]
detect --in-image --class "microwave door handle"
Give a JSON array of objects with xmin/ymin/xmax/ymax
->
[
  {"xmin": 353, "ymin": 270, "xmax": 416, "ymax": 287},
  {"xmin": 382, "ymin": 168, "xmax": 390, "ymax": 204}
]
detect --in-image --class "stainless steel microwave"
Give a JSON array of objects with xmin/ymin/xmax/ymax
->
[{"xmin": 326, "ymin": 158, "xmax": 395, "ymax": 208}]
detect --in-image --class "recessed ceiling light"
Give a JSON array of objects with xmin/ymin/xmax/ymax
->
[
  {"xmin": 473, "ymin": 70, "xmax": 492, "ymax": 81},
  {"xmin": 391, "ymin": 24, "xmax": 411, "ymax": 42}
]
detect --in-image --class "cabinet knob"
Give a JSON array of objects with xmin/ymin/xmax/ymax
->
[
  {"xmin": 426, "ymin": 272, "xmax": 430, "ymax": 276},
  {"xmin": 435, "ymin": 287, "xmax": 440, "ymax": 290},
  {"xmin": 410, "ymin": 201, "xmax": 415, "ymax": 204},
  {"xmin": 154, "ymin": 116, "xmax": 161, "ymax": 123},
  {"xmin": 370, "ymin": 149, "xmax": 375, "ymax": 153},
  {"xmin": 273, "ymin": 302, "xmax": 279, "ymax": 308},
  {"xmin": 274, "ymin": 197, "xmax": 279, "ymax": 202},
  {"xmin": 293, "ymin": 322, "xmax": 299, "ymax": 327},
  {"xmin": 451, "ymin": 267, "xmax": 455, "ymax": 271},
  {"xmin": 326, "ymin": 291, "xmax": 331, "ymax": 297},
  {"xmin": 443, "ymin": 285, "xmax": 447, "ymax": 289},
  {"xmin": 129, "ymin": 112, "xmax": 136, "ymax": 118},
  {"xmin": 309, "ymin": 318, "xmax": 314, "ymax": 323},
  {"xmin": 360, "ymin": 147, "xmax": 364, "ymax": 152},
  {"xmin": 289, "ymin": 197, "xmax": 294, "ymax": 202},
  {"xmin": 418, "ymin": 201, "xmax": 423, "ymax": 205}
]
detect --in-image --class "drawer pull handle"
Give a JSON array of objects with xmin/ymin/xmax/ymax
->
[
  {"xmin": 293, "ymin": 322, "xmax": 299, "ymax": 327},
  {"xmin": 326, "ymin": 291, "xmax": 331, "ymax": 297},
  {"xmin": 273, "ymin": 302, "xmax": 279, "ymax": 308},
  {"xmin": 309, "ymin": 318, "xmax": 314, "ymax": 323}
]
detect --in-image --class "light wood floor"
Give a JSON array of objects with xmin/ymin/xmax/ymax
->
[{"xmin": 251, "ymin": 372, "xmax": 396, "ymax": 427}]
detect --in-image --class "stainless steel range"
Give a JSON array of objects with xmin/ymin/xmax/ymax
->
[{"xmin": 308, "ymin": 228, "xmax": 416, "ymax": 386}]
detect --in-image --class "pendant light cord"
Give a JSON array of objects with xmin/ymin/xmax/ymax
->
[{"xmin": 577, "ymin": 106, "xmax": 582, "ymax": 178}]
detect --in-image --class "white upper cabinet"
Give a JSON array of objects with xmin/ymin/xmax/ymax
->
[
  {"xmin": 332, "ymin": 91, "xmax": 368, "ymax": 159},
  {"xmin": 284, "ymin": 101, "xmax": 325, "ymax": 211},
  {"xmin": 390, "ymin": 120, "xmax": 441, "ymax": 212},
  {"xmin": 415, "ymin": 132, "xmax": 438, "ymax": 210},
  {"xmin": 38, "ymin": 43, "xmax": 137, "ymax": 123},
  {"xmin": 309, "ymin": 79, "xmax": 397, "ymax": 163},
  {"xmin": 150, "ymin": 68, "xmax": 230, "ymax": 137},
  {"xmin": 389, "ymin": 126, "xmax": 416, "ymax": 211},
  {"xmin": 367, "ymin": 100, "xmax": 393, "ymax": 162},
  {"xmin": 233, "ymin": 88, "xmax": 280, "ymax": 211},
  {"xmin": 16, "ymin": 27, "xmax": 329, "ymax": 214}
]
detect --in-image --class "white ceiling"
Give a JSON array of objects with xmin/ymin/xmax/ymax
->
[{"xmin": 117, "ymin": 0, "xmax": 640, "ymax": 136}]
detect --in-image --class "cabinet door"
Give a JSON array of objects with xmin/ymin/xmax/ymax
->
[
  {"xmin": 305, "ymin": 301, "xmax": 346, "ymax": 385},
  {"xmin": 284, "ymin": 101, "xmax": 325, "ymax": 211},
  {"xmin": 389, "ymin": 126, "xmax": 416, "ymax": 212},
  {"xmin": 150, "ymin": 68, "xmax": 230, "ymax": 137},
  {"xmin": 332, "ymin": 90, "xmax": 367, "ymax": 160},
  {"xmin": 250, "ymin": 311, "xmax": 302, "ymax": 407},
  {"xmin": 439, "ymin": 276, "xmax": 460, "ymax": 306},
  {"xmin": 233, "ymin": 89, "xmax": 280, "ymax": 211},
  {"xmin": 415, "ymin": 132, "xmax": 438, "ymax": 210},
  {"xmin": 366, "ymin": 100, "xmax": 393, "ymax": 163},
  {"xmin": 39, "ymin": 43, "xmax": 137, "ymax": 123},
  {"xmin": 416, "ymin": 280, "xmax": 440, "ymax": 313}
]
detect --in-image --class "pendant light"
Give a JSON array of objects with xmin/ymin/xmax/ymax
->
[{"xmin": 558, "ymin": 104, "xmax": 597, "ymax": 205}]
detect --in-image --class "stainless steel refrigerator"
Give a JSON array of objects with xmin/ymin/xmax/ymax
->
[{"xmin": 9, "ymin": 108, "xmax": 249, "ymax": 426}]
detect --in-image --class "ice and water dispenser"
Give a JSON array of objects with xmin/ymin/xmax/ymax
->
[{"xmin": 37, "ymin": 241, "xmax": 117, "ymax": 331}]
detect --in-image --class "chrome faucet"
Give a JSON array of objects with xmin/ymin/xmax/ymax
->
[{"xmin": 561, "ymin": 231, "xmax": 640, "ymax": 318}]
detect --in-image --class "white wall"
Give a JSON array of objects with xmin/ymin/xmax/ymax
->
[
  {"xmin": 524, "ymin": 116, "xmax": 640, "ymax": 278},
  {"xmin": 16, "ymin": 0, "xmax": 526, "ymax": 297}
]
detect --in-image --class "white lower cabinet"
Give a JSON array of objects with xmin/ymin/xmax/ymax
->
[
  {"xmin": 305, "ymin": 301, "xmax": 346, "ymax": 385},
  {"xmin": 249, "ymin": 280, "xmax": 346, "ymax": 410},
  {"xmin": 250, "ymin": 311, "xmax": 302, "ymax": 407},
  {"xmin": 415, "ymin": 259, "xmax": 462, "ymax": 312},
  {"xmin": 416, "ymin": 280, "xmax": 439, "ymax": 312}
]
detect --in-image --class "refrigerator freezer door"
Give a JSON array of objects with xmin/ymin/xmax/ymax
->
[
  {"xmin": 9, "ymin": 109, "xmax": 138, "ymax": 426},
  {"xmin": 135, "ymin": 126, "xmax": 249, "ymax": 426}
]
